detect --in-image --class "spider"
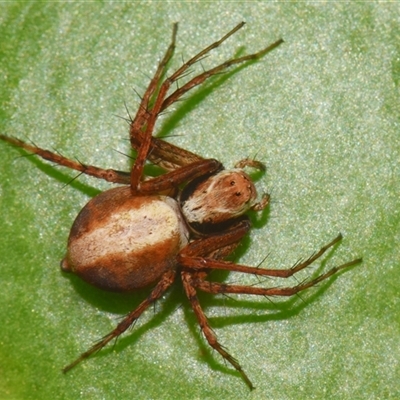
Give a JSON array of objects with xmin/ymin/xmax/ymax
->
[{"xmin": 1, "ymin": 22, "xmax": 361, "ymax": 390}]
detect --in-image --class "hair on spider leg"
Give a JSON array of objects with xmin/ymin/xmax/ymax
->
[
  {"xmin": 173, "ymin": 67, "xmax": 196, "ymax": 84},
  {"xmin": 158, "ymin": 132, "xmax": 187, "ymax": 140},
  {"xmin": 51, "ymin": 147, "xmax": 65, "ymax": 157},
  {"xmin": 131, "ymin": 87, "xmax": 144, "ymax": 103},
  {"xmin": 120, "ymin": 93, "xmax": 146, "ymax": 125},
  {"xmin": 156, "ymin": 106, "xmax": 181, "ymax": 119},
  {"xmin": 11, "ymin": 151, "xmax": 40, "ymax": 161},
  {"xmin": 124, "ymin": 99, "xmax": 135, "ymax": 121},
  {"xmin": 110, "ymin": 336, "xmax": 120, "ymax": 354},
  {"xmin": 255, "ymin": 252, "xmax": 272, "ymax": 269},
  {"xmin": 126, "ymin": 317, "xmax": 139, "ymax": 333},
  {"xmin": 63, "ymin": 172, "xmax": 85, "ymax": 189},
  {"xmin": 112, "ymin": 148, "xmax": 136, "ymax": 161},
  {"xmin": 25, "ymin": 135, "xmax": 39, "ymax": 148},
  {"xmin": 292, "ymin": 290, "xmax": 307, "ymax": 305},
  {"xmin": 252, "ymin": 253, "xmax": 273, "ymax": 284},
  {"xmin": 114, "ymin": 112, "xmax": 132, "ymax": 125}
]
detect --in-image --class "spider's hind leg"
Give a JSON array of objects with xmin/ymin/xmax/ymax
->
[
  {"xmin": 181, "ymin": 270, "xmax": 256, "ymax": 390},
  {"xmin": 178, "ymin": 227, "xmax": 361, "ymax": 389},
  {"xmin": 62, "ymin": 269, "xmax": 177, "ymax": 373}
]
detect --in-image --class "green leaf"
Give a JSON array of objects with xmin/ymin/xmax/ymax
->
[{"xmin": 1, "ymin": 3, "xmax": 398, "ymax": 399}]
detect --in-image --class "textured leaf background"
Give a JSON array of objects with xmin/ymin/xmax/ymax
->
[{"xmin": 0, "ymin": 3, "xmax": 398, "ymax": 399}]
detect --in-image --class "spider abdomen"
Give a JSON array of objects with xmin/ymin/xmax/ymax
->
[{"xmin": 61, "ymin": 186, "xmax": 189, "ymax": 292}]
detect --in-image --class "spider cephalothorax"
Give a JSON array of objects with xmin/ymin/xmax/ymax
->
[{"xmin": 0, "ymin": 22, "xmax": 361, "ymax": 390}]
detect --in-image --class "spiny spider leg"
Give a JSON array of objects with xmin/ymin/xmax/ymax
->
[
  {"xmin": 130, "ymin": 21, "xmax": 244, "ymax": 146},
  {"xmin": 0, "ymin": 134, "xmax": 131, "ymax": 184},
  {"xmin": 0, "ymin": 132, "xmax": 219, "ymax": 193},
  {"xmin": 129, "ymin": 24, "xmax": 178, "ymax": 191},
  {"xmin": 62, "ymin": 269, "xmax": 176, "ymax": 373},
  {"xmin": 179, "ymin": 218, "xmax": 251, "ymax": 258},
  {"xmin": 129, "ymin": 22, "xmax": 283, "ymax": 183},
  {"xmin": 180, "ymin": 256, "xmax": 360, "ymax": 391},
  {"xmin": 160, "ymin": 36, "xmax": 284, "ymax": 113},
  {"xmin": 129, "ymin": 24, "xmax": 178, "ymax": 146},
  {"xmin": 138, "ymin": 158, "xmax": 221, "ymax": 195},
  {"xmin": 130, "ymin": 135, "xmax": 204, "ymax": 172},
  {"xmin": 180, "ymin": 231, "xmax": 362, "ymax": 279},
  {"xmin": 193, "ymin": 258, "xmax": 361, "ymax": 297},
  {"xmin": 179, "ymin": 232, "xmax": 360, "ymax": 389},
  {"xmin": 181, "ymin": 270, "xmax": 255, "ymax": 390}
]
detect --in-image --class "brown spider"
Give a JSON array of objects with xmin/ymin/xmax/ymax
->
[{"xmin": 0, "ymin": 22, "xmax": 361, "ymax": 390}]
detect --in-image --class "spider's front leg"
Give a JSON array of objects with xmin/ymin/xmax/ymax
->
[
  {"xmin": 0, "ymin": 134, "xmax": 131, "ymax": 184},
  {"xmin": 128, "ymin": 22, "xmax": 283, "ymax": 183}
]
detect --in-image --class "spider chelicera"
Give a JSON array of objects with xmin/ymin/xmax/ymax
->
[{"xmin": 1, "ymin": 22, "xmax": 361, "ymax": 390}]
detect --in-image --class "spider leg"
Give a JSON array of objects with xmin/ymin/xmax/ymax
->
[
  {"xmin": 160, "ymin": 34, "xmax": 284, "ymax": 113},
  {"xmin": 129, "ymin": 24, "xmax": 179, "ymax": 190},
  {"xmin": 191, "ymin": 257, "xmax": 361, "ymax": 297},
  {"xmin": 138, "ymin": 158, "xmax": 221, "ymax": 195},
  {"xmin": 62, "ymin": 269, "xmax": 176, "ymax": 373},
  {"xmin": 131, "ymin": 135, "xmax": 204, "ymax": 172},
  {"xmin": 179, "ymin": 218, "xmax": 251, "ymax": 259},
  {"xmin": 181, "ymin": 270, "xmax": 255, "ymax": 390},
  {"xmin": 178, "ymin": 223, "xmax": 361, "ymax": 298},
  {"xmin": 0, "ymin": 134, "xmax": 130, "ymax": 184},
  {"xmin": 129, "ymin": 23, "xmax": 246, "ymax": 170},
  {"xmin": 180, "ymin": 232, "xmax": 361, "ymax": 279},
  {"xmin": 129, "ymin": 24, "xmax": 178, "ymax": 150},
  {"xmin": 129, "ymin": 23, "xmax": 283, "ymax": 183},
  {"xmin": 0, "ymin": 133, "xmax": 222, "ymax": 192},
  {"xmin": 179, "ymin": 236, "xmax": 360, "ymax": 389}
]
